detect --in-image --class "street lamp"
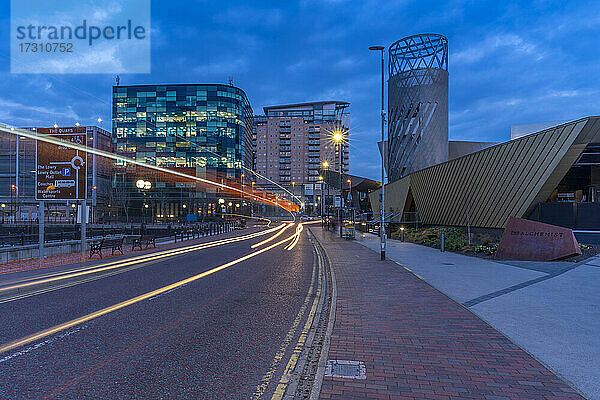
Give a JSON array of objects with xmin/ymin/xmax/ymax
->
[
  {"xmin": 322, "ymin": 161, "xmax": 330, "ymax": 221},
  {"xmin": 318, "ymin": 175, "xmax": 324, "ymax": 225},
  {"xmin": 346, "ymin": 178, "xmax": 352, "ymax": 208},
  {"xmin": 331, "ymin": 130, "xmax": 345, "ymax": 237},
  {"xmin": 369, "ymin": 44, "xmax": 387, "ymax": 260}
]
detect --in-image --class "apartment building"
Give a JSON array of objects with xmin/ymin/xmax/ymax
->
[{"xmin": 252, "ymin": 101, "xmax": 349, "ymax": 212}]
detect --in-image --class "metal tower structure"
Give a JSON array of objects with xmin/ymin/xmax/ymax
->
[{"xmin": 387, "ymin": 34, "xmax": 448, "ymax": 181}]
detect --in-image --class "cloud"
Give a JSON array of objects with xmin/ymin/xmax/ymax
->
[
  {"xmin": 452, "ymin": 33, "xmax": 546, "ymax": 65},
  {"xmin": 0, "ymin": 97, "xmax": 80, "ymax": 126}
]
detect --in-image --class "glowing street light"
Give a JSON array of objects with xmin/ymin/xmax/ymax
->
[
  {"xmin": 136, "ymin": 179, "xmax": 152, "ymax": 190},
  {"xmin": 218, "ymin": 198, "xmax": 225, "ymax": 204}
]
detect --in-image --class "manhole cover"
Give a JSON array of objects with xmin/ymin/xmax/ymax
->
[{"xmin": 325, "ymin": 360, "xmax": 366, "ymax": 379}]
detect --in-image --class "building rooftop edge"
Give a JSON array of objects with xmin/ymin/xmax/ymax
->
[{"xmin": 263, "ymin": 100, "xmax": 350, "ymax": 114}]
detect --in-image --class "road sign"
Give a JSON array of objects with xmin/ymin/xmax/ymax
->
[{"xmin": 36, "ymin": 128, "xmax": 87, "ymax": 201}]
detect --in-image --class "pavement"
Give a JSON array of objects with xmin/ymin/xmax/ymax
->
[
  {"xmin": 354, "ymin": 231, "xmax": 599, "ymax": 400},
  {"xmin": 0, "ymin": 223, "xmax": 319, "ymax": 399},
  {"xmin": 311, "ymin": 227, "xmax": 586, "ymax": 400}
]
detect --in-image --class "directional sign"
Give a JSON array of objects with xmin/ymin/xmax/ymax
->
[{"xmin": 36, "ymin": 129, "xmax": 87, "ymax": 200}]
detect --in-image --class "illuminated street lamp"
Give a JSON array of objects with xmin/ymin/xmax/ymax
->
[
  {"xmin": 346, "ymin": 178, "xmax": 352, "ymax": 209},
  {"xmin": 331, "ymin": 129, "xmax": 345, "ymax": 237},
  {"xmin": 318, "ymin": 176, "xmax": 324, "ymax": 224}
]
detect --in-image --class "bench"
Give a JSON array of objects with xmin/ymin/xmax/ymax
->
[
  {"xmin": 89, "ymin": 236, "xmax": 125, "ymax": 259},
  {"xmin": 131, "ymin": 235, "xmax": 156, "ymax": 251}
]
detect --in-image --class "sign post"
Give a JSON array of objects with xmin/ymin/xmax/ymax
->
[
  {"xmin": 38, "ymin": 201, "xmax": 44, "ymax": 265},
  {"xmin": 36, "ymin": 127, "xmax": 88, "ymax": 257}
]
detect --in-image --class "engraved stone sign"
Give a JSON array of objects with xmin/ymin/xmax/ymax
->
[{"xmin": 496, "ymin": 217, "xmax": 582, "ymax": 261}]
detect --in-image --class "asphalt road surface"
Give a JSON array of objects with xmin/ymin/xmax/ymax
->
[{"xmin": 0, "ymin": 223, "xmax": 318, "ymax": 399}]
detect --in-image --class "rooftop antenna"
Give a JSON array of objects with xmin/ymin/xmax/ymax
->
[{"xmin": 115, "ymin": 74, "xmax": 120, "ymax": 86}]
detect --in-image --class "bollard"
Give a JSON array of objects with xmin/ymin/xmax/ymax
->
[{"xmin": 440, "ymin": 231, "xmax": 445, "ymax": 252}]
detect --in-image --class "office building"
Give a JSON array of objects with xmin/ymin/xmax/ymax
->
[{"xmin": 112, "ymin": 84, "xmax": 253, "ymax": 222}]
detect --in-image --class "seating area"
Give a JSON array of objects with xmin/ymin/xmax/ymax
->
[
  {"xmin": 131, "ymin": 235, "xmax": 156, "ymax": 251},
  {"xmin": 89, "ymin": 237, "xmax": 125, "ymax": 259}
]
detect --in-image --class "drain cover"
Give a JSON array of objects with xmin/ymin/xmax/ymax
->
[
  {"xmin": 442, "ymin": 262, "xmax": 454, "ymax": 265},
  {"xmin": 325, "ymin": 360, "xmax": 366, "ymax": 379}
]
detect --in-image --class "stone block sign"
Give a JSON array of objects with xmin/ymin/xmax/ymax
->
[{"xmin": 496, "ymin": 217, "xmax": 582, "ymax": 261}]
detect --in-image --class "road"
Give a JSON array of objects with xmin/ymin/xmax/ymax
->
[{"xmin": 0, "ymin": 223, "xmax": 322, "ymax": 399}]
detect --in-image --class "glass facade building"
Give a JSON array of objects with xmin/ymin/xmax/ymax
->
[
  {"xmin": 112, "ymin": 84, "xmax": 253, "ymax": 180},
  {"xmin": 111, "ymin": 84, "xmax": 253, "ymax": 223}
]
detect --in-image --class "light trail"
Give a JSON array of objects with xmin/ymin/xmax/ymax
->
[
  {"xmin": 251, "ymin": 223, "xmax": 295, "ymax": 248},
  {"xmin": 0, "ymin": 225, "xmax": 303, "ymax": 355},
  {"xmin": 0, "ymin": 224, "xmax": 288, "ymax": 294},
  {"xmin": 0, "ymin": 123, "xmax": 298, "ymax": 214},
  {"xmin": 284, "ymin": 224, "xmax": 304, "ymax": 250}
]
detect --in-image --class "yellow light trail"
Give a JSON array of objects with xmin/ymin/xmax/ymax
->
[
  {"xmin": 0, "ymin": 224, "xmax": 288, "ymax": 294},
  {"xmin": 251, "ymin": 223, "xmax": 295, "ymax": 248},
  {"xmin": 285, "ymin": 224, "xmax": 304, "ymax": 250},
  {"xmin": 0, "ymin": 123, "xmax": 298, "ymax": 214},
  {"xmin": 0, "ymin": 227, "xmax": 302, "ymax": 355}
]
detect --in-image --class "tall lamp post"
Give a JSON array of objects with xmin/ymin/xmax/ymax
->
[
  {"xmin": 318, "ymin": 175, "xmax": 324, "ymax": 226},
  {"xmin": 332, "ymin": 131, "xmax": 344, "ymax": 237},
  {"xmin": 369, "ymin": 45, "xmax": 387, "ymax": 260},
  {"xmin": 322, "ymin": 161, "xmax": 330, "ymax": 222}
]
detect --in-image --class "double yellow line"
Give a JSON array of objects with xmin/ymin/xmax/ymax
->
[{"xmin": 0, "ymin": 223, "xmax": 300, "ymax": 355}]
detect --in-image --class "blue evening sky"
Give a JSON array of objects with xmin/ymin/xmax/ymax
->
[{"xmin": 1, "ymin": 0, "xmax": 600, "ymax": 180}]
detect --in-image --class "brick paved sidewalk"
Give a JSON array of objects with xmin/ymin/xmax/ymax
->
[{"xmin": 311, "ymin": 227, "xmax": 584, "ymax": 400}]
